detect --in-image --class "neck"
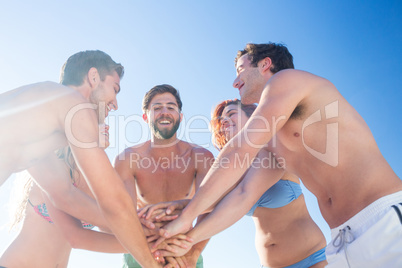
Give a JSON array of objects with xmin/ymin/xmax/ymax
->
[
  {"xmin": 150, "ymin": 135, "xmax": 179, "ymax": 147},
  {"xmin": 69, "ymin": 84, "xmax": 91, "ymax": 100}
]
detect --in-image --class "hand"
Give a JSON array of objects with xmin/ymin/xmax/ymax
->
[
  {"xmin": 138, "ymin": 200, "xmax": 189, "ymax": 221},
  {"xmin": 156, "ymin": 216, "xmax": 194, "ymax": 247},
  {"xmin": 182, "ymin": 250, "xmax": 200, "ymax": 268},
  {"xmin": 153, "ymin": 234, "xmax": 193, "ymax": 257},
  {"xmin": 141, "ymin": 207, "xmax": 180, "ymax": 223},
  {"xmin": 164, "ymin": 256, "xmax": 188, "ymax": 268}
]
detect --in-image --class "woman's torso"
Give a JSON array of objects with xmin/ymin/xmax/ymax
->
[{"xmin": 249, "ymin": 174, "xmax": 326, "ymax": 267}]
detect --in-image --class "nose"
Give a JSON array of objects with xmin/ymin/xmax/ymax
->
[
  {"xmin": 233, "ymin": 76, "xmax": 240, "ymax": 88},
  {"xmin": 160, "ymin": 106, "xmax": 172, "ymax": 116},
  {"xmin": 221, "ymin": 116, "xmax": 230, "ymax": 126}
]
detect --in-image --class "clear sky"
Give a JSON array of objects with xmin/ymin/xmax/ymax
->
[{"xmin": 0, "ymin": 0, "xmax": 401, "ymax": 267}]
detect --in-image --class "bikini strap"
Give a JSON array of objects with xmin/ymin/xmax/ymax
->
[{"xmin": 27, "ymin": 198, "xmax": 35, "ymax": 207}]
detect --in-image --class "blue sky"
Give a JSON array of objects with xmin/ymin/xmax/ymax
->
[{"xmin": 0, "ymin": 1, "xmax": 401, "ymax": 267}]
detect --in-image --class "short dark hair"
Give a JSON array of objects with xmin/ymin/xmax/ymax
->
[
  {"xmin": 60, "ymin": 50, "xmax": 124, "ymax": 86},
  {"xmin": 142, "ymin": 84, "xmax": 183, "ymax": 113},
  {"xmin": 235, "ymin": 43, "xmax": 294, "ymax": 73}
]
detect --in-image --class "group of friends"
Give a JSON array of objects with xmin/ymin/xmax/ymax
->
[{"xmin": 0, "ymin": 43, "xmax": 401, "ymax": 268}]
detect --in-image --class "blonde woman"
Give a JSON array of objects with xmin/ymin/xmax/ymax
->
[{"xmin": 0, "ymin": 125, "xmax": 128, "ymax": 268}]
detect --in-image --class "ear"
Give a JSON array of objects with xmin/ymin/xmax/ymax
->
[
  {"xmin": 87, "ymin": 67, "xmax": 100, "ymax": 88},
  {"xmin": 142, "ymin": 113, "xmax": 148, "ymax": 123},
  {"xmin": 259, "ymin": 57, "xmax": 272, "ymax": 73},
  {"xmin": 179, "ymin": 112, "xmax": 183, "ymax": 122}
]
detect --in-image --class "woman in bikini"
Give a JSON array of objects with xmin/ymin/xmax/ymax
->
[
  {"xmin": 150, "ymin": 99, "xmax": 328, "ymax": 268},
  {"xmin": 0, "ymin": 124, "xmax": 128, "ymax": 268}
]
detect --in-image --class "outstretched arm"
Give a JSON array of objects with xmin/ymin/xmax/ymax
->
[
  {"xmin": 28, "ymin": 153, "xmax": 108, "ymax": 229},
  {"xmin": 161, "ymin": 71, "xmax": 307, "ymax": 238},
  {"xmin": 187, "ymin": 151, "xmax": 284, "ymax": 244},
  {"xmin": 173, "ymin": 148, "xmax": 214, "ymax": 267},
  {"xmin": 63, "ymin": 96, "xmax": 160, "ymax": 267},
  {"xmin": 42, "ymin": 192, "xmax": 128, "ymax": 253},
  {"xmin": 159, "ymin": 150, "xmax": 284, "ymax": 248}
]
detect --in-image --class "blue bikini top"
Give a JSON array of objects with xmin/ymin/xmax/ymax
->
[{"xmin": 246, "ymin": 180, "xmax": 302, "ymax": 216}]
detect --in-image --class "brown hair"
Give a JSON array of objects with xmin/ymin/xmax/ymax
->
[
  {"xmin": 142, "ymin": 84, "xmax": 182, "ymax": 113},
  {"xmin": 60, "ymin": 50, "xmax": 124, "ymax": 86},
  {"xmin": 235, "ymin": 43, "xmax": 294, "ymax": 74}
]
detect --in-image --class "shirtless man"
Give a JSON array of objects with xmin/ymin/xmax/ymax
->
[
  {"xmin": 161, "ymin": 43, "xmax": 402, "ymax": 267},
  {"xmin": 0, "ymin": 50, "xmax": 161, "ymax": 267},
  {"xmin": 115, "ymin": 84, "xmax": 214, "ymax": 268}
]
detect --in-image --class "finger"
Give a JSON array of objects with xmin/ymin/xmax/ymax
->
[
  {"xmin": 137, "ymin": 204, "xmax": 151, "ymax": 217},
  {"xmin": 147, "ymin": 234, "xmax": 159, "ymax": 243},
  {"xmin": 155, "ymin": 211, "xmax": 167, "ymax": 221},
  {"xmin": 146, "ymin": 204, "xmax": 167, "ymax": 220},
  {"xmin": 175, "ymin": 257, "xmax": 186, "ymax": 268},
  {"xmin": 165, "ymin": 257, "xmax": 178, "ymax": 268},
  {"xmin": 157, "ymin": 249, "xmax": 176, "ymax": 257},
  {"xmin": 140, "ymin": 218, "xmax": 156, "ymax": 229},
  {"xmin": 152, "ymin": 236, "xmax": 167, "ymax": 249},
  {"xmin": 165, "ymin": 204, "xmax": 177, "ymax": 215},
  {"xmin": 166, "ymin": 239, "xmax": 190, "ymax": 250},
  {"xmin": 171, "ymin": 234, "xmax": 194, "ymax": 244},
  {"xmin": 158, "ymin": 214, "xmax": 179, "ymax": 222},
  {"xmin": 159, "ymin": 227, "xmax": 170, "ymax": 238}
]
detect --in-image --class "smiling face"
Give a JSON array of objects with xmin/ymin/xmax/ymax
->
[
  {"xmin": 233, "ymin": 54, "xmax": 266, "ymax": 105},
  {"xmin": 145, "ymin": 92, "xmax": 182, "ymax": 140},
  {"xmin": 221, "ymin": 104, "xmax": 250, "ymax": 141},
  {"xmin": 89, "ymin": 70, "xmax": 121, "ymax": 123}
]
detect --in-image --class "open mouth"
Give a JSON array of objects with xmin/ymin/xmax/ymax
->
[{"xmin": 158, "ymin": 119, "xmax": 172, "ymax": 125}]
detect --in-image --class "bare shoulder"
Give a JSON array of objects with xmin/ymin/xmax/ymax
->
[
  {"xmin": 269, "ymin": 69, "xmax": 333, "ymax": 91},
  {"xmin": 1, "ymin": 81, "xmax": 84, "ymax": 108},
  {"xmin": 182, "ymin": 141, "xmax": 214, "ymax": 159},
  {"xmin": 114, "ymin": 141, "xmax": 150, "ymax": 166}
]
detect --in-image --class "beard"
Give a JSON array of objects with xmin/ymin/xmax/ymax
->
[
  {"xmin": 89, "ymin": 87, "xmax": 106, "ymax": 123},
  {"xmin": 151, "ymin": 118, "xmax": 180, "ymax": 140}
]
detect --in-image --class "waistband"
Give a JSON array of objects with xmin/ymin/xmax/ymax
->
[{"xmin": 331, "ymin": 190, "xmax": 402, "ymax": 237}]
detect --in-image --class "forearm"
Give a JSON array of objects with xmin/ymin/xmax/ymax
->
[
  {"xmin": 98, "ymin": 190, "xmax": 159, "ymax": 267},
  {"xmin": 49, "ymin": 187, "xmax": 108, "ymax": 229},
  {"xmin": 186, "ymin": 213, "xmax": 210, "ymax": 259},
  {"xmin": 69, "ymin": 229, "xmax": 128, "ymax": 253},
  {"xmin": 182, "ymin": 150, "xmax": 253, "ymax": 222},
  {"xmin": 187, "ymin": 187, "xmax": 252, "ymax": 244}
]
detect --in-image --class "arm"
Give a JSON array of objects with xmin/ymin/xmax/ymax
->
[
  {"xmin": 65, "ymin": 101, "xmax": 160, "ymax": 267},
  {"xmin": 42, "ymin": 192, "xmax": 127, "ymax": 253},
  {"xmin": 181, "ymin": 148, "xmax": 214, "ymax": 266},
  {"xmin": 158, "ymin": 150, "xmax": 284, "ymax": 249},
  {"xmin": 114, "ymin": 150, "xmax": 157, "ymax": 233},
  {"xmin": 161, "ymin": 71, "xmax": 308, "ymax": 237},
  {"xmin": 188, "ymin": 151, "xmax": 285, "ymax": 244},
  {"xmin": 28, "ymin": 153, "xmax": 108, "ymax": 229}
]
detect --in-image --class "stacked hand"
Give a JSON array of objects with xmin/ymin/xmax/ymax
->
[{"xmin": 138, "ymin": 201, "xmax": 196, "ymax": 268}]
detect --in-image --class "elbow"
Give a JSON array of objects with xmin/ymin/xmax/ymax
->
[
  {"xmin": 47, "ymin": 192, "xmax": 70, "ymax": 211},
  {"xmin": 65, "ymin": 233, "xmax": 84, "ymax": 249}
]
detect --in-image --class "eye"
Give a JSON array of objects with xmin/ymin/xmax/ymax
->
[{"xmin": 154, "ymin": 107, "xmax": 161, "ymax": 111}]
